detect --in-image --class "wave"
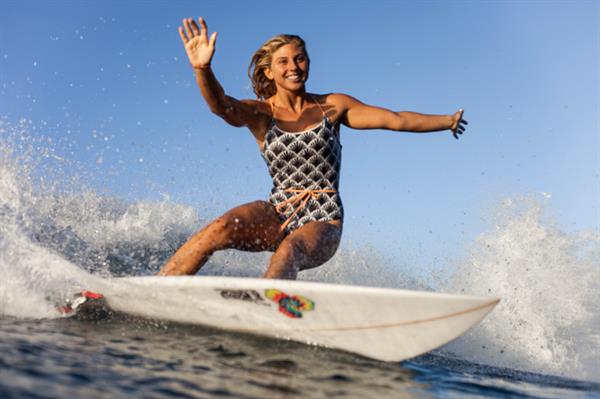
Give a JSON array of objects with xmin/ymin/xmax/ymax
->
[
  {"xmin": 0, "ymin": 118, "xmax": 598, "ymax": 382},
  {"xmin": 441, "ymin": 196, "xmax": 600, "ymax": 382}
]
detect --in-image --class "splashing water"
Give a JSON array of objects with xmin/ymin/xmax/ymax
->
[
  {"xmin": 0, "ymin": 120, "xmax": 405, "ymax": 318},
  {"xmin": 442, "ymin": 196, "xmax": 600, "ymax": 382},
  {"xmin": 1, "ymin": 119, "xmax": 598, "ymax": 382},
  {"xmin": 0, "ymin": 120, "xmax": 200, "ymax": 317}
]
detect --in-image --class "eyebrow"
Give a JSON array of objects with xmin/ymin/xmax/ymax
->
[{"xmin": 275, "ymin": 54, "xmax": 305, "ymax": 61}]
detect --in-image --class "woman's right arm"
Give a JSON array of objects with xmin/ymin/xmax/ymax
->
[{"xmin": 179, "ymin": 18, "xmax": 266, "ymax": 131}]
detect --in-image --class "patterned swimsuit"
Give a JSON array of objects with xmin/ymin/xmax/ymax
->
[{"xmin": 261, "ymin": 101, "xmax": 344, "ymax": 235}]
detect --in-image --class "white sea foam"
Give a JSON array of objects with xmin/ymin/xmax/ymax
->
[
  {"xmin": 441, "ymin": 196, "xmax": 600, "ymax": 382},
  {"xmin": 1, "ymin": 120, "xmax": 598, "ymax": 382},
  {"xmin": 0, "ymin": 120, "xmax": 200, "ymax": 317}
]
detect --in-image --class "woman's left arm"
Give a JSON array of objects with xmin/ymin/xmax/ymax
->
[{"xmin": 334, "ymin": 94, "xmax": 467, "ymax": 139}]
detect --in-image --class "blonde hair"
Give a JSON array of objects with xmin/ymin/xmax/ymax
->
[{"xmin": 248, "ymin": 34, "xmax": 309, "ymax": 99}]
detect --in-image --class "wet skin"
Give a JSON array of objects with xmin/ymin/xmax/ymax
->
[{"xmin": 159, "ymin": 17, "xmax": 467, "ymax": 279}]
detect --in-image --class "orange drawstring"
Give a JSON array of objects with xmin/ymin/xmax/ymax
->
[{"xmin": 276, "ymin": 188, "xmax": 336, "ymax": 232}]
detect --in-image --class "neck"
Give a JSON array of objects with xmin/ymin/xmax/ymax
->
[{"xmin": 271, "ymin": 88, "xmax": 309, "ymax": 114}]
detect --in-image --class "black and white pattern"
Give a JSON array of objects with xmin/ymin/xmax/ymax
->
[{"xmin": 261, "ymin": 118, "xmax": 343, "ymax": 234}]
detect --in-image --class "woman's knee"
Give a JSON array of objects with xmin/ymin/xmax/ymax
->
[
  {"xmin": 276, "ymin": 238, "xmax": 308, "ymax": 264},
  {"xmin": 295, "ymin": 223, "xmax": 341, "ymax": 268},
  {"xmin": 275, "ymin": 234, "xmax": 337, "ymax": 271}
]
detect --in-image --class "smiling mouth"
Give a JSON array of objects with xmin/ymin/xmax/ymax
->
[{"xmin": 285, "ymin": 74, "xmax": 303, "ymax": 82}]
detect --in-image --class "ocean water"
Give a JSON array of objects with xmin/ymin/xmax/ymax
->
[{"xmin": 1, "ymin": 121, "xmax": 600, "ymax": 398}]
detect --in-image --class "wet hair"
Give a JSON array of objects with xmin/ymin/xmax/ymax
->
[{"xmin": 248, "ymin": 34, "xmax": 309, "ymax": 99}]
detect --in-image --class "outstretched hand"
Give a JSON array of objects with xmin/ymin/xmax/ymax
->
[
  {"xmin": 450, "ymin": 109, "xmax": 468, "ymax": 139},
  {"xmin": 178, "ymin": 17, "xmax": 217, "ymax": 70}
]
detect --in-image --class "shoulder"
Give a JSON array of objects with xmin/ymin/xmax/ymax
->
[
  {"xmin": 313, "ymin": 93, "xmax": 353, "ymax": 103},
  {"xmin": 237, "ymin": 98, "xmax": 273, "ymax": 140},
  {"xmin": 240, "ymin": 98, "xmax": 270, "ymax": 112},
  {"xmin": 312, "ymin": 93, "xmax": 363, "ymax": 122},
  {"xmin": 236, "ymin": 98, "xmax": 273, "ymax": 121},
  {"xmin": 314, "ymin": 93, "xmax": 362, "ymax": 109}
]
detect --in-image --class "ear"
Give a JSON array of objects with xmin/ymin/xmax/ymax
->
[{"xmin": 263, "ymin": 67, "xmax": 274, "ymax": 80}]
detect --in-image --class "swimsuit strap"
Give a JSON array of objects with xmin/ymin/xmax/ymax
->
[
  {"xmin": 268, "ymin": 98, "xmax": 275, "ymax": 115},
  {"xmin": 309, "ymin": 94, "xmax": 327, "ymax": 120},
  {"xmin": 269, "ymin": 95, "xmax": 326, "ymax": 120}
]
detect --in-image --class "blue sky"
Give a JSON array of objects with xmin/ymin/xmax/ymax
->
[{"xmin": 1, "ymin": 1, "xmax": 598, "ymax": 265}]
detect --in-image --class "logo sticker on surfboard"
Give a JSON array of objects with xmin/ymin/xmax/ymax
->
[
  {"xmin": 265, "ymin": 289, "xmax": 315, "ymax": 318},
  {"xmin": 218, "ymin": 289, "xmax": 266, "ymax": 304}
]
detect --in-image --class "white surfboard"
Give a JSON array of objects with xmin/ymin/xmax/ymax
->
[{"xmin": 87, "ymin": 276, "xmax": 498, "ymax": 362}]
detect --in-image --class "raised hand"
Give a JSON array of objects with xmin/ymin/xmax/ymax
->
[
  {"xmin": 450, "ymin": 109, "xmax": 468, "ymax": 139},
  {"xmin": 178, "ymin": 17, "xmax": 217, "ymax": 70}
]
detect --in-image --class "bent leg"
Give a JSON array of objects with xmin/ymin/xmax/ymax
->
[
  {"xmin": 264, "ymin": 220, "xmax": 342, "ymax": 280},
  {"xmin": 158, "ymin": 200, "xmax": 284, "ymax": 276}
]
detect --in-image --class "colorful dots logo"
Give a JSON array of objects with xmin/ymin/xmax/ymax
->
[{"xmin": 265, "ymin": 289, "xmax": 315, "ymax": 318}]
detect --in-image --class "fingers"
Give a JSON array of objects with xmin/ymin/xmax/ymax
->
[
  {"xmin": 453, "ymin": 123, "xmax": 466, "ymax": 139},
  {"xmin": 183, "ymin": 18, "xmax": 193, "ymax": 40},
  {"xmin": 178, "ymin": 26, "xmax": 188, "ymax": 44},
  {"xmin": 209, "ymin": 31, "xmax": 218, "ymax": 49},
  {"xmin": 190, "ymin": 18, "xmax": 201, "ymax": 36},
  {"xmin": 199, "ymin": 17, "xmax": 208, "ymax": 40},
  {"xmin": 453, "ymin": 125, "xmax": 465, "ymax": 139},
  {"xmin": 453, "ymin": 109, "xmax": 467, "ymax": 139},
  {"xmin": 179, "ymin": 17, "xmax": 212, "ymax": 44}
]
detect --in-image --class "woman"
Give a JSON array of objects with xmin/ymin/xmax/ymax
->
[{"xmin": 158, "ymin": 17, "xmax": 467, "ymax": 279}]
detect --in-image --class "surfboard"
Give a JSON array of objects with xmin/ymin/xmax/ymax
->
[{"xmin": 69, "ymin": 276, "xmax": 499, "ymax": 362}]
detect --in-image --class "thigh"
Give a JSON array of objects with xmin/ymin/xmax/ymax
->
[{"xmin": 215, "ymin": 200, "xmax": 285, "ymax": 251}]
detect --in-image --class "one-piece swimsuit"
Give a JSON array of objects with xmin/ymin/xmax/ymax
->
[{"xmin": 261, "ymin": 98, "xmax": 344, "ymax": 235}]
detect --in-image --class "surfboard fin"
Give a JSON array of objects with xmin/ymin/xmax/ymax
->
[{"xmin": 58, "ymin": 291, "xmax": 108, "ymax": 319}]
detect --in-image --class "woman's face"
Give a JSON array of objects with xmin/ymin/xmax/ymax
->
[{"xmin": 265, "ymin": 44, "xmax": 309, "ymax": 92}]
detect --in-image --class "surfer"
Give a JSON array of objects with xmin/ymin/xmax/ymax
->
[{"xmin": 158, "ymin": 17, "xmax": 467, "ymax": 279}]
